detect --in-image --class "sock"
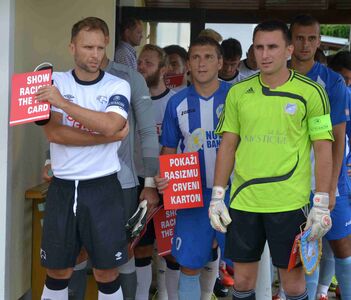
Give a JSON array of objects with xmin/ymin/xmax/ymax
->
[
  {"xmin": 41, "ymin": 286, "xmax": 68, "ymax": 300},
  {"xmin": 200, "ymin": 248, "xmax": 219, "ymax": 300},
  {"xmin": 285, "ymin": 289, "xmax": 308, "ymax": 300},
  {"xmin": 305, "ymin": 265, "xmax": 319, "ymax": 300},
  {"xmin": 135, "ymin": 258, "xmax": 152, "ymax": 300},
  {"xmin": 98, "ymin": 287, "xmax": 123, "ymax": 299},
  {"xmin": 178, "ymin": 272, "xmax": 201, "ymax": 300},
  {"xmin": 318, "ymin": 238, "xmax": 335, "ymax": 289},
  {"xmin": 232, "ymin": 288, "xmax": 256, "ymax": 300},
  {"xmin": 118, "ymin": 257, "xmax": 137, "ymax": 300},
  {"xmin": 156, "ymin": 256, "xmax": 167, "ymax": 300},
  {"xmin": 41, "ymin": 276, "xmax": 69, "ymax": 300},
  {"xmin": 335, "ymin": 256, "xmax": 351, "ymax": 299},
  {"xmin": 165, "ymin": 260, "xmax": 180, "ymax": 300}
]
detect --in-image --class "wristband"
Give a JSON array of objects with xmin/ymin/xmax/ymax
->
[
  {"xmin": 144, "ymin": 177, "xmax": 156, "ymax": 188},
  {"xmin": 212, "ymin": 186, "xmax": 225, "ymax": 200},
  {"xmin": 313, "ymin": 192, "xmax": 329, "ymax": 208},
  {"xmin": 44, "ymin": 159, "xmax": 51, "ymax": 166}
]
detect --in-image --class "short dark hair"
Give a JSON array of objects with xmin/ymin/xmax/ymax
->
[
  {"xmin": 253, "ymin": 20, "xmax": 291, "ymax": 45},
  {"xmin": 328, "ymin": 51, "xmax": 351, "ymax": 72},
  {"xmin": 290, "ymin": 14, "xmax": 320, "ymax": 34},
  {"xmin": 120, "ymin": 17, "xmax": 142, "ymax": 33},
  {"xmin": 188, "ymin": 36, "xmax": 223, "ymax": 59},
  {"xmin": 221, "ymin": 38, "xmax": 242, "ymax": 60},
  {"xmin": 71, "ymin": 17, "xmax": 109, "ymax": 42},
  {"xmin": 163, "ymin": 45, "xmax": 188, "ymax": 63}
]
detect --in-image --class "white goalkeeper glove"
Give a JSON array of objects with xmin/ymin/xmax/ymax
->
[
  {"xmin": 125, "ymin": 200, "xmax": 148, "ymax": 238},
  {"xmin": 305, "ymin": 192, "xmax": 332, "ymax": 241},
  {"xmin": 209, "ymin": 186, "xmax": 232, "ymax": 233}
]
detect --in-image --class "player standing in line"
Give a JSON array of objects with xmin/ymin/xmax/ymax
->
[
  {"xmin": 211, "ymin": 20, "xmax": 333, "ymax": 300},
  {"xmin": 36, "ymin": 18, "xmax": 131, "ymax": 300},
  {"xmin": 290, "ymin": 15, "xmax": 351, "ymax": 300},
  {"xmin": 155, "ymin": 36, "xmax": 232, "ymax": 300}
]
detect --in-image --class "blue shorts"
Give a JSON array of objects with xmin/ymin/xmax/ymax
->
[
  {"xmin": 325, "ymin": 195, "xmax": 351, "ymax": 240},
  {"xmin": 171, "ymin": 189, "xmax": 230, "ymax": 269}
]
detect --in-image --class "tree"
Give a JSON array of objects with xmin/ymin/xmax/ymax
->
[{"xmin": 320, "ymin": 25, "xmax": 350, "ymax": 39}]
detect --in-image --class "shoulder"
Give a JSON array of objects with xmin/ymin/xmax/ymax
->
[{"xmin": 102, "ymin": 72, "xmax": 130, "ymax": 92}]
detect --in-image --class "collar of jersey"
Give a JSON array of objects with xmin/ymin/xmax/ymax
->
[
  {"xmin": 71, "ymin": 69, "xmax": 105, "ymax": 85},
  {"xmin": 151, "ymin": 88, "xmax": 170, "ymax": 100},
  {"xmin": 188, "ymin": 81, "xmax": 223, "ymax": 100},
  {"xmin": 258, "ymin": 69, "xmax": 294, "ymax": 90}
]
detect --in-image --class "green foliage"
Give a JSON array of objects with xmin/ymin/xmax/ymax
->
[{"xmin": 320, "ymin": 25, "xmax": 350, "ymax": 38}]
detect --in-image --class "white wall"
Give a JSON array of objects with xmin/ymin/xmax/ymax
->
[{"xmin": 0, "ymin": 0, "xmax": 13, "ymax": 298}]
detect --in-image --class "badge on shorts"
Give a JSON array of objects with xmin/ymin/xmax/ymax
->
[{"xmin": 298, "ymin": 227, "xmax": 322, "ymax": 275}]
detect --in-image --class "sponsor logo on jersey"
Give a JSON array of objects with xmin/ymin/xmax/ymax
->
[
  {"xmin": 245, "ymin": 87, "xmax": 255, "ymax": 94},
  {"xmin": 107, "ymin": 94, "xmax": 129, "ymax": 113},
  {"xmin": 181, "ymin": 108, "xmax": 195, "ymax": 116},
  {"xmin": 63, "ymin": 94, "xmax": 75, "ymax": 101},
  {"xmin": 285, "ymin": 103, "xmax": 297, "ymax": 115},
  {"xmin": 96, "ymin": 95, "xmax": 108, "ymax": 104},
  {"xmin": 188, "ymin": 128, "xmax": 206, "ymax": 152},
  {"xmin": 206, "ymin": 130, "xmax": 221, "ymax": 149}
]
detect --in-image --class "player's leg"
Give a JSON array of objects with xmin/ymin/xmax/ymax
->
[
  {"xmin": 326, "ymin": 195, "xmax": 351, "ymax": 299},
  {"xmin": 79, "ymin": 174, "xmax": 128, "ymax": 299},
  {"xmin": 164, "ymin": 254, "xmax": 180, "ymax": 300},
  {"xmin": 225, "ymin": 209, "xmax": 265, "ymax": 299},
  {"xmin": 40, "ymin": 177, "xmax": 79, "ymax": 300},
  {"xmin": 316, "ymin": 238, "xmax": 335, "ymax": 299},
  {"xmin": 266, "ymin": 207, "xmax": 308, "ymax": 300},
  {"xmin": 200, "ymin": 244, "xmax": 220, "ymax": 299}
]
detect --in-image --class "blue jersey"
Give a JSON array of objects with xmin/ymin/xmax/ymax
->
[
  {"xmin": 160, "ymin": 81, "xmax": 231, "ymax": 190},
  {"xmin": 307, "ymin": 62, "xmax": 350, "ymax": 196}
]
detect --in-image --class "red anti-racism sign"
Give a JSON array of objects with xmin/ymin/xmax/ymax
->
[
  {"xmin": 153, "ymin": 208, "xmax": 176, "ymax": 256},
  {"xmin": 10, "ymin": 69, "xmax": 51, "ymax": 126},
  {"xmin": 164, "ymin": 74, "xmax": 184, "ymax": 89},
  {"xmin": 159, "ymin": 152, "xmax": 203, "ymax": 210}
]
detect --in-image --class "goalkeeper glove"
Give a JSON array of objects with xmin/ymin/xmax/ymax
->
[
  {"xmin": 209, "ymin": 186, "xmax": 232, "ymax": 233},
  {"xmin": 125, "ymin": 199, "xmax": 148, "ymax": 238}
]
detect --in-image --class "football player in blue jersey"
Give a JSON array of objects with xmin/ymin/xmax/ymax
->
[
  {"xmin": 155, "ymin": 36, "xmax": 232, "ymax": 300},
  {"xmin": 290, "ymin": 15, "xmax": 351, "ymax": 300}
]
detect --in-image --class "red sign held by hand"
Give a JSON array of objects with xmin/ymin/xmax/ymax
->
[
  {"xmin": 154, "ymin": 208, "xmax": 176, "ymax": 256},
  {"xmin": 160, "ymin": 152, "xmax": 203, "ymax": 210},
  {"xmin": 10, "ymin": 69, "xmax": 51, "ymax": 126}
]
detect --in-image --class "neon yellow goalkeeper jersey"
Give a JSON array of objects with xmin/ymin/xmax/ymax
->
[{"xmin": 216, "ymin": 70, "xmax": 333, "ymax": 213}]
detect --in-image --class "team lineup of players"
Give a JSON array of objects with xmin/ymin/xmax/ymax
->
[{"xmin": 36, "ymin": 13, "xmax": 351, "ymax": 300}]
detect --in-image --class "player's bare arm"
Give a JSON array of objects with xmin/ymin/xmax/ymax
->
[
  {"xmin": 36, "ymin": 85, "xmax": 127, "ymax": 137},
  {"xmin": 313, "ymin": 139, "xmax": 333, "ymax": 194}
]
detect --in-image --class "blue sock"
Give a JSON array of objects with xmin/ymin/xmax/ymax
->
[
  {"xmin": 335, "ymin": 256, "xmax": 351, "ymax": 299},
  {"xmin": 318, "ymin": 239, "xmax": 335, "ymax": 287},
  {"xmin": 305, "ymin": 265, "xmax": 319, "ymax": 300},
  {"xmin": 178, "ymin": 272, "xmax": 200, "ymax": 300}
]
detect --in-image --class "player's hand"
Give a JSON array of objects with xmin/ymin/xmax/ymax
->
[
  {"xmin": 154, "ymin": 174, "xmax": 169, "ymax": 194},
  {"xmin": 125, "ymin": 199, "xmax": 148, "ymax": 238},
  {"xmin": 139, "ymin": 187, "xmax": 160, "ymax": 216},
  {"xmin": 209, "ymin": 186, "xmax": 232, "ymax": 233},
  {"xmin": 305, "ymin": 192, "xmax": 332, "ymax": 241},
  {"xmin": 35, "ymin": 85, "xmax": 66, "ymax": 108},
  {"xmin": 42, "ymin": 163, "xmax": 53, "ymax": 182}
]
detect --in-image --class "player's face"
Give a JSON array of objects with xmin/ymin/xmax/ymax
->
[
  {"xmin": 219, "ymin": 57, "xmax": 241, "ymax": 79},
  {"xmin": 128, "ymin": 22, "xmax": 143, "ymax": 47},
  {"xmin": 137, "ymin": 50, "xmax": 162, "ymax": 87},
  {"xmin": 187, "ymin": 45, "xmax": 223, "ymax": 85},
  {"xmin": 254, "ymin": 30, "xmax": 293, "ymax": 76},
  {"xmin": 291, "ymin": 24, "xmax": 321, "ymax": 62},
  {"xmin": 70, "ymin": 29, "xmax": 106, "ymax": 77},
  {"xmin": 339, "ymin": 68, "xmax": 351, "ymax": 86},
  {"xmin": 167, "ymin": 53, "xmax": 187, "ymax": 75}
]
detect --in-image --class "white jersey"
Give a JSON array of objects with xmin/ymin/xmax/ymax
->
[
  {"xmin": 135, "ymin": 88, "xmax": 176, "ymax": 177},
  {"xmin": 219, "ymin": 71, "xmax": 246, "ymax": 85},
  {"xmin": 238, "ymin": 59, "xmax": 259, "ymax": 79},
  {"xmin": 51, "ymin": 70, "xmax": 130, "ymax": 180}
]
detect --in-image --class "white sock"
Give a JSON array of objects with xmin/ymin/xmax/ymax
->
[
  {"xmin": 165, "ymin": 267, "xmax": 180, "ymax": 300},
  {"xmin": 200, "ymin": 255, "xmax": 220, "ymax": 300},
  {"xmin": 135, "ymin": 264, "xmax": 152, "ymax": 300},
  {"xmin": 156, "ymin": 256, "xmax": 168, "ymax": 300},
  {"xmin": 316, "ymin": 284, "xmax": 329, "ymax": 296},
  {"xmin": 41, "ymin": 286, "xmax": 68, "ymax": 300},
  {"xmin": 98, "ymin": 287, "xmax": 123, "ymax": 299}
]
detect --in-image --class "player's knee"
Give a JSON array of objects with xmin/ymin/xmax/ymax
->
[
  {"xmin": 47, "ymin": 268, "xmax": 73, "ymax": 279},
  {"xmin": 234, "ymin": 273, "xmax": 256, "ymax": 291},
  {"xmin": 330, "ymin": 237, "xmax": 351, "ymax": 258},
  {"xmin": 93, "ymin": 268, "xmax": 118, "ymax": 283},
  {"xmin": 134, "ymin": 245, "xmax": 154, "ymax": 258},
  {"xmin": 180, "ymin": 266, "xmax": 201, "ymax": 276}
]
